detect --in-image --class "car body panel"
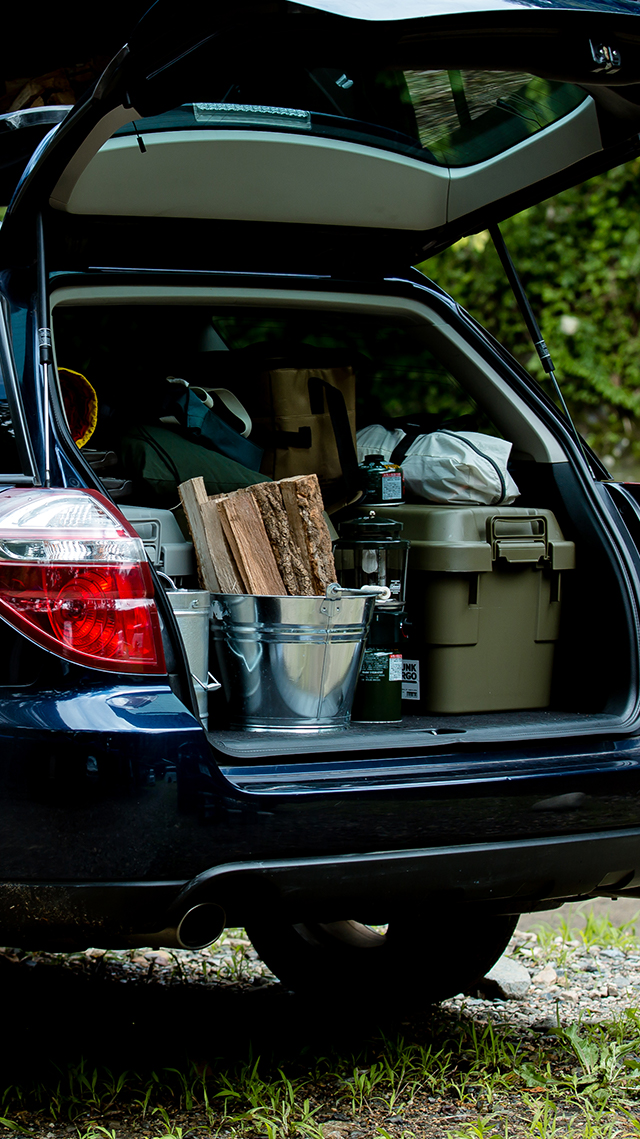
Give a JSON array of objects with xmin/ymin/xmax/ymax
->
[
  {"xmin": 0, "ymin": 665, "xmax": 640, "ymax": 886},
  {"xmin": 0, "ymin": 1, "xmax": 640, "ymax": 955}
]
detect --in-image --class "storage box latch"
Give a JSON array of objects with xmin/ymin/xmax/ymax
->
[{"xmin": 488, "ymin": 515, "xmax": 549, "ymax": 564}]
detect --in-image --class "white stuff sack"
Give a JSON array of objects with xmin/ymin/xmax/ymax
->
[{"xmin": 356, "ymin": 425, "xmax": 520, "ymax": 506}]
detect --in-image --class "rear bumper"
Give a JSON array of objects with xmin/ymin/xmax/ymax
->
[{"xmin": 4, "ymin": 826, "xmax": 640, "ymax": 949}]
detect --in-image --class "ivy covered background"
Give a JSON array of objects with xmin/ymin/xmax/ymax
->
[{"xmin": 420, "ymin": 157, "xmax": 640, "ymax": 478}]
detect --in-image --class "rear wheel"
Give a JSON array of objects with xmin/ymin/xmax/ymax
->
[{"xmin": 247, "ymin": 909, "xmax": 519, "ymax": 1005}]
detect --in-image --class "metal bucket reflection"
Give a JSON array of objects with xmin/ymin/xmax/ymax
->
[
  {"xmin": 210, "ymin": 593, "xmax": 375, "ymax": 732},
  {"xmin": 167, "ymin": 590, "xmax": 211, "ymax": 727}
]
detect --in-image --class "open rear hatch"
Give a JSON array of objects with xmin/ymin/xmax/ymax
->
[
  {"xmin": 6, "ymin": 0, "xmax": 640, "ymax": 762},
  {"xmin": 4, "ymin": 0, "xmax": 640, "ymax": 267}
]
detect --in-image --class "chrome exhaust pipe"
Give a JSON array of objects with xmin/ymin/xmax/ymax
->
[
  {"xmin": 175, "ymin": 902, "xmax": 226, "ymax": 949},
  {"xmin": 123, "ymin": 902, "xmax": 226, "ymax": 951}
]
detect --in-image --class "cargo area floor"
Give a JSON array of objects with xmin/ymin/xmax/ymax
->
[{"xmin": 207, "ymin": 709, "xmax": 621, "ymax": 761}]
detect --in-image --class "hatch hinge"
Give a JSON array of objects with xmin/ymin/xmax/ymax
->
[{"xmin": 589, "ymin": 41, "xmax": 622, "ymax": 74}]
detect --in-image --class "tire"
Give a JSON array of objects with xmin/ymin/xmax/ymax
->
[{"xmin": 247, "ymin": 909, "xmax": 519, "ymax": 1006}]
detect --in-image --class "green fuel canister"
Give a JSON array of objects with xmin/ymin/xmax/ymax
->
[
  {"xmin": 359, "ymin": 454, "xmax": 404, "ymax": 506},
  {"xmin": 351, "ymin": 649, "xmax": 403, "ymax": 723},
  {"xmin": 351, "ymin": 627, "xmax": 403, "ymax": 724}
]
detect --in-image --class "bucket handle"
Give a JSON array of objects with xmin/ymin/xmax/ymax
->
[
  {"xmin": 191, "ymin": 671, "xmax": 222, "ymax": 693},
  {"xmin": 325, "ymin": 583, "xmax": 391, "ymax": 602}
]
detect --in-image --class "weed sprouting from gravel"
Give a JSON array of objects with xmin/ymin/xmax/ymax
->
[{"xmin": 0, "ymin": 918, "xmax": 640, "ymax": 1138}]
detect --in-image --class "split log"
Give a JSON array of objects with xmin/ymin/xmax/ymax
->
[
  {"xmin": 279, "ymin": 474, "xmax": 337, "ymax": 594},
  {"xmin": 200, "ymin": 497, "xmax": 244, "ymax": 594},
  {"xmin": 217, "ymin": 492, "xmax": 286, "ymax": 595},
  {"xmin": 179, "ymin": 474, "xmax": 335, "ymax": 597},
  {"xmin": 247, "ymin": 482, "xmax": 314, "ymax": 595},
  {"xmin": 178, "ymin": 478, "xmax": 242, "ymax": 593}
]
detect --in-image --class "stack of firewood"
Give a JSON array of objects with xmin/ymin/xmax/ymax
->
[{"xmin": 179, "ymin": 474, "xmax": 337, "ymax": 596}]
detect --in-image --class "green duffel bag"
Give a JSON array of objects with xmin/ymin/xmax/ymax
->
[{"xmin": 120, "ymin": 424, "xmax": 270, "ymax": 507}]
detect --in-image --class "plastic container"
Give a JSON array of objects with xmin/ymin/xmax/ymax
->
[
  {"xmin": 122, "ymin": 504, "xmax": 195, "ymax": 580},
  {"xmin": 357, "ymin": 504, "xmax": 575, "ymax": 713},
  {"xmin": 209, "ymin": 590, "xmax": 377, "ymax": 732}
]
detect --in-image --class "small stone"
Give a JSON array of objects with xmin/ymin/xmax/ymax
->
[
  {"xmin": 482, "ymin": 955, "xmax": 531, "ymax": 999},
  {"xmin": 533, "ymin": 965, "xmax": 558, "ymax": 986},
  {"xmin": 611, "ymin": 973, "xmax": 629, "ymax": 990},
  {"xmin": 531, "ymin": 1014, "xmax": 558, "ymax": 1031},
  {"xmin": 601, "ymin": 947, "xmax": 625, "ymax": 959},
  {"xmin": 560, "ymin": 989, "xmax": 580, "ymax": 1003},
  {"xmin": 145, "ymin": 950, "xmax": 171, "ymax": 964},
  {"xmin": 607, "ymin": 983, "xmax": 620, "ymax": 997}
]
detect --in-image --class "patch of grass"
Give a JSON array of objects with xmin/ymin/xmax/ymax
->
[
  {"xmin": 527, "ymin": 907, "xmax": 640, "ymax": 978},
  {"xmin": 579, "ymin": 911, "xmax": 639, "ymax": 953},
  {"xmin": 446, "ymin": 1119, "xmax": 508, "ymax": 1139},
  {"xmin": 0, "ymin": 1033, "xmax": 637, "ymax": 1139},
  {"xmin": 2, "ymin": 915, "xmax": 640, "ymax": 1138}
]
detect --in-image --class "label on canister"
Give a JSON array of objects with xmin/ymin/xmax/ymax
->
[
  {"xmin": 381, "ymin": 471, "xmax": 403, "ymax": 501},
  {"xmin": 352, "ymin": 648, "xmax": 403, "ymax": 722},
  {"xmin": 402, "ymin": 659, "xmax": 420, "ymax": 701},
  {"xmin": 359, "ymin": 650, "xmax": 388, "ymax": 682}
]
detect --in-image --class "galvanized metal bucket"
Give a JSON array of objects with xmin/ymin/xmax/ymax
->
[
  {"xmin": 167, "ymin": 590, "xmax": 219, "ymax": 728},
  {"xmin": 210, "ymin": 588, "xmax": 382, "ymax": 732}
]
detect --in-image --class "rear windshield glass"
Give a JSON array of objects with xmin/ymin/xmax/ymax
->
[{"xmin": 114, "ymin": 70, "xmax": 587, "ymax": 169}]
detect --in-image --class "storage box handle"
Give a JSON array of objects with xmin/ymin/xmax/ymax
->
[{"xmin": 488, "ymin": 515, "xmax": 549, "ymax": 563}]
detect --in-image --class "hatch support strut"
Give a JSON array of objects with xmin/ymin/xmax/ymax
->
[
  {"xmin": 488, "ymin": 222, "xmax": 589, "ymax": 464},
  {"xmin": 36, "ymin": 213, "xmax": 52, "ymax": 488},
  {"xmin": 488, "ymin": 221, "xmax": 583, "ymax": 454}
]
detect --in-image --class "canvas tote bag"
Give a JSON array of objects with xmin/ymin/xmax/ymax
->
[{"xmin": 250, "ymin": 361, "xmax": 359, "ymax": 511}]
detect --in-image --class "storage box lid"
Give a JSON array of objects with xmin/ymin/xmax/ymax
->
[{"xmin": 356, "ymin": 504, "xmax": 575, "ymax": 572}]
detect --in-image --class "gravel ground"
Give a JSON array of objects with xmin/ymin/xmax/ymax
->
[
  {"xmin": 1, "ymin": 903, "xmax": 640, "ymax": 1138},
  {"xmin": 6, "ymin": 902, "xmax": 638, "ymax": 1028},
  {"xmin": 452, "ymin": 926, "xmax": 640, "ymax": 1029}
]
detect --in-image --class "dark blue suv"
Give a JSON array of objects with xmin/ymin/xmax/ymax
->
[{"xmin": 2, "ymin": 0, "xmax": 640, "ymax": 1005}]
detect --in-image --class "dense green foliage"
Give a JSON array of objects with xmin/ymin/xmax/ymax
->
[{"xmin": 420, "ymin": 158, "xmax": 640, "ymax": 474}]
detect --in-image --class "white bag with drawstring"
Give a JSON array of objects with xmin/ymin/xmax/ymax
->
[{"xmin": 356, "ymin": 425, "xmax": 520, "ymax": 506}]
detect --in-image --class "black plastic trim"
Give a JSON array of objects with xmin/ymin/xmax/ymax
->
[
  {"xmin": 0, "ymin": 296, "xmax": 40, "ymax": 484},
  {"xmin": 3, "ymin": 828, "xmax": 640, "ymax": 947}
]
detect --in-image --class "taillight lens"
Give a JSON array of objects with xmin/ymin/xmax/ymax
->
[{"xmin": 0, "ymin": 488, "xmax": 166, "ymax": 674}]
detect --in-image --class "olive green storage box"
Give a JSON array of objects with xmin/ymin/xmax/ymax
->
[{"xmin": 359, "ymin": 504, "xmax": 575, "ymax": 714}]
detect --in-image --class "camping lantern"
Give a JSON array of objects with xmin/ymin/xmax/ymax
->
[{"xmin": 333, "ymin": 511, "xmax": 410, "ymax": 610}]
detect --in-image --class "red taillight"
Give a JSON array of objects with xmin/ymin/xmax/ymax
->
[{"xmin": 0, "ymin": 489, "xmax": 166, "ymax": 674}]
